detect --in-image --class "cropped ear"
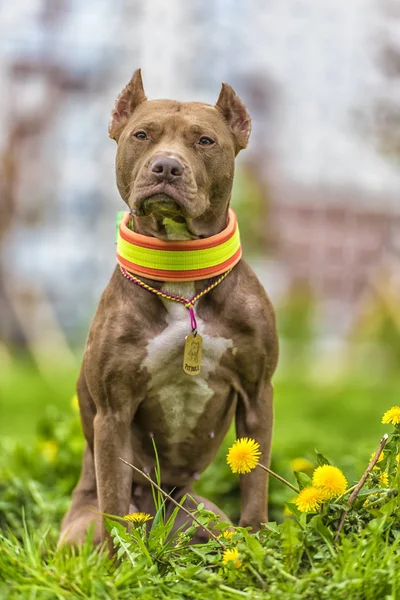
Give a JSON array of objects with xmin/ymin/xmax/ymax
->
[
  {"xmin": 109, "ymin": 69, "xmax": 147, "ymax": 141},
  {"xmin": 215, "ymin": 83, "xmax": 251, "ymax": 153}
]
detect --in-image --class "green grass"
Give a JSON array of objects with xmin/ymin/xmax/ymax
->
[
  {"xmin": 1, "ymin": 510, "xmax": 400, "ymax": 599},
  {"xmin": 1, "ymin": 359, "xmax": 400, "ymax": 599},
  {"xmin": 2, "ymin": 358, "xmax": 397, "ymax": 454},
  {"xmin": 0, "ymin": 360, "xmax": 76, "ymax": 440}
]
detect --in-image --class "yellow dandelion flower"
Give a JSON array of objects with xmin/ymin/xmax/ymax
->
[
  {"xmin": 312, "ymin": 465, "xmax": 347, "ymax": 499},
  {"xmin": 123, "ymin": 512, "xmax": 153, "ymax": 525},
  {"xmin": 370, "ymin": 451, "xmax": 384, "ymax": 465},
  {"xmin": 39, "ymin": 440, "xmax": 58, "ymax": 463},
  {"xmin": 290, "ymin": 458, "xmax": 314, "ymax": 472},
  {"xmin": 71, "ymin": 394, "xmax": 79, "ymax": 412},
  {"xmin": 226, "ymin": 438, "xmax": 261, "ymax": 474},
  {"xmin": 218, "ymin": 529, "xmax": 236, "ymax": 542},
  {"xmin": 379, "ymin": 472, "xmax": 389, "ymax": 487},
  {"xmin": 222, "ymin": 547, "xmax": 241, "ymax": 568},
  {"xmin": 382, "ymin": 406, "xmax": 400, "ymax": 426},
  {"xmin": 295, "ymin": 487, "xmax": 325, "ymax": 513}
]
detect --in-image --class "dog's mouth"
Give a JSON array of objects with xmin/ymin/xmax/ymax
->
[
  {"xmin": 135, "ymin": 181, "xmax": 187, "ymax": 217},
  {"xmin": 140, "ymin": 194, "xmax": 182, "ymax": 217}
]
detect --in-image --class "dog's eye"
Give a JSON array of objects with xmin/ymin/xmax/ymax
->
[
  {"xmin": 133, "ymin": 131, "xmax": 147, "ymax": 140},
  {"xmin": 198, "ymin": 136, "xmax": 215, "ymax": 146}
]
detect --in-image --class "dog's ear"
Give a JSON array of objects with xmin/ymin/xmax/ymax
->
[
  {"xmin": 215, "ymin": 83, "xmax": 251, "ymax": 153},
  {"xmin": 109, "ymin": 69, "xmax": 147, "ymax": 141}
]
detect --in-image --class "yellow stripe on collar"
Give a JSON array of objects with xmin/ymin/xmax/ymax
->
[{"xmin": 116, "ymin": 208, "xmax": 242, "ymax": 282}]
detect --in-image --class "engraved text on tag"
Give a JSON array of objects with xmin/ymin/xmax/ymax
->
[{"xmin": 183, "ymin": 333, "xmax": 203, "ymax": 376}]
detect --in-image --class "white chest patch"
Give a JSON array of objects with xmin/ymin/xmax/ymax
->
[{"xmin": 143, "ymin": 282, "xmax": 233, "ymax": 444}]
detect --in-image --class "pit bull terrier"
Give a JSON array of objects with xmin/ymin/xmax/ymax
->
[{"xmin": 60, "ymin": 69, "xmax": 278, "ymax": 546}]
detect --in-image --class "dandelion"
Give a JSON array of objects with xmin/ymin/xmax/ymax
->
[
  {"xmin": 370, "ymin": 451, "xmax": 384, "ymax": 466},
  {"xmin": 71, "ymin": 394, "xmax": 79, "ymax": 412},
  {"xmin": 123, "ymin": 512, "xmax": 153, "ymax": 525},
  {"xmin": 295, "ymin": 487, "xmax": 325, "ymax": 513},
  {"xmin": 218, "ymin": 529, "xmax": 236, "ymax": 543},
  {"xmin": 379, "ymin": 472, "xmax": 389, "ymax": 487},
  {"xmin": 222, "ymin": 547, "xmax": 241, "ymax": 568},
  {"xmin": 382, "ymin": 406, "xmax": 400, "ymax": 426},
  {"xmin": 39, "ymin": 440, "xmax": 58, "ymax": 463},
  {"xmin": 290, "ymin": 458, "xmax": 314, "ymax": 472},
  {"xmin": 226, "ymin": 438, "xmax": 261, "ymax": 474},
  {"xmin": 312, "ymin": 465, "xmax": 347, "ymax": 499}
]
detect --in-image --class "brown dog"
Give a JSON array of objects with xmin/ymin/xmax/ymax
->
[{"xmin": 60, "ymin": 69, "xmax": 278, "ymax": 546}]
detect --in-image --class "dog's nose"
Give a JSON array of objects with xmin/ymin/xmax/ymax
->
[{"xmin": 150, "ymin": 157, "xmax": 184, "ymax": 182}]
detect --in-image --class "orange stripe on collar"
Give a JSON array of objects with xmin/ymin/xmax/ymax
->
[{"xmin": 116, "ymin": 208, "xmax": 242, "ymax": 282}]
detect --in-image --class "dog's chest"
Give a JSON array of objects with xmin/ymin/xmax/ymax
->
[{"xmin": 142, "ymin": 283, "xmax": 233, "ymax": 443}]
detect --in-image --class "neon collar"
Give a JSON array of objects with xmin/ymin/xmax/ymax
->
[{"xmin": 116, "ymin": 208, "xmax": 241, "ymax": 282}]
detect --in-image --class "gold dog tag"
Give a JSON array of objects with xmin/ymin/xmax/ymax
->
[{"xmin": 183, "ymin": 333, "xmax": 203, "ymax": 376}]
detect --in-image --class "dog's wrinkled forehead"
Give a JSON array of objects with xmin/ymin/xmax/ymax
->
[
  {"xmin": 109, "ymin": 69, "xmax": 251, "ymax": 155},
  {"xmin": 120, "ymin": 100, "xmax": 235, "ymax": 149},
  {"xmin": 129, "ymin": 100, "xmax": 228, "ymax": 128}
]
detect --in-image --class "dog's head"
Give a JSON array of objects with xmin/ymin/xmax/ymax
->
[{"xmin": 109, "ymin": 69, "xmax": 251, "ymax": 239}]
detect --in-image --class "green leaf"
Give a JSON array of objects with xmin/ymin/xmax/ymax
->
[
  {"xmin": 294, "ymin": 471, "xmax": 312, "ymax": 490},
  {"xmin": 243, "ymin": 534, "xmax": 265, "ymax": 565},
  {"xmin": 150, "ymin": 495, "xmax": 190, "ymax": 551},
  {"xmin": 280, "ymin": 517, "xmax": 302, "ymax": 573},
  {"xmin": 110, "ymin": 528, "xmax": 138, "ymax": 566},
  {"xmin": 358, "ymin": 487, "xmax": 382, "ymax": 497},
  {"xmin": 104, "ymin": 517, "xmax": 126, "ymax": 536},
  {"xmin": 367, "ymin": 516, "xmax": 388, "ymax": 533},
  {"xmin": 151, "ymin": 437, "xmax": 164, "ymax": 513},
  {"xmin": 263, "ymin": 521, "xmax": 280, "ymax": 534},
  {"xmin": 285, "ymin": 502, "xmax": 301, "ymax": 519},
  {"xmin": 315, "ymin": 450, "xmax": 331, "ymax": 467},
  {"xmin": 150, "ymin": 499, "xmax": 167, "ymax": 532},
  {"xmin": 309, "ymin": 516, "xmax": 335, "ymax": 557},
  {"xmin": 129, "ymin": 529, "xmax": 153, "ymax": 564},
  {"xmin": 175, "ymin": 565, "xmax": 202, "ymax": 580}
]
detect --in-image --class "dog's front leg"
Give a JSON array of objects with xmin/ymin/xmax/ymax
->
[
  {"xmin": 94, "ymin": 411, "xmax": 134, "ymax": 547},
  {"xmin": 236, "ymin": 379, "xmax": 274, "ymax": 531}
]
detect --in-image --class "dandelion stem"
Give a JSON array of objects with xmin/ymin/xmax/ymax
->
[
  {"xmin": 334, "ymin": 433, "xmax": 389, "ymax": 542},
  {"xmin": 257, "ymin": 463, "xmax": 300, "ymax": 493},
  {"xmin": 336, "ymin": 483, "xmax": 358, "ymax": 501},
  {"xmin": 119, "ymin": 457, "xmax": 225, "ymax": 549},
  {"xmin": 219, "ymin": 585, "xmax": 250, "ymax": 597},
  {"xmin": 246, "ymin": 564, "xmax": 268, "ymax": 590}
]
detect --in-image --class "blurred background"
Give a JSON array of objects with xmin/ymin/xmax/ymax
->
[{"xmin": 1, "ymin": 0, "xmax": 400, "ymax": 521}]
